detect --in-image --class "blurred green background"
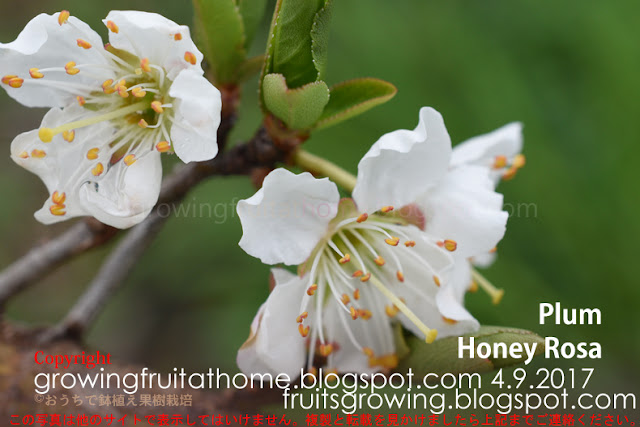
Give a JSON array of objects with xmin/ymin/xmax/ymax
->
[{"xmin": 1, "ymin": 0, "xmax": 638, "ymax": 402}]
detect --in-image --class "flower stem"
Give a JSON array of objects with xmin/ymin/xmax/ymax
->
[{"xmin": 294, "ymin": 149, "xmax": 357, "ymax": 193}]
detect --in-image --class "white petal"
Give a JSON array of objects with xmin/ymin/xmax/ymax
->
[
  {"xmin": 353, "ymin": 107, "xmax": 452, "ymax": 213},
  {"xmin": 168, "ymin": 69, "xmax": 222, "ymax": 163},
  {"xmin": 435, "ymin": 285, "xmax": 480, "ymax": 338},
  {"xmin": 237, "ymin": 169, "xmax": 340, "ymax": 265},
  {"xmin": 447, "ymin": 260, "xmax": 473, "ymax": 302},
  {"xmin": 77, "ymin": 150, "xmax": 162, "ymax": 229},
  {"xmin": 237, "ymin": 269, "xmax": 306, "ymax": 378},
  {"xmin": 471, "ymin": 251, "xmax": 497, "ymax": 268},
  {"xmin": 421, "ymin": 165, "xmax": 508, "ymax": 258},
  {"xmin": 451, "ymin": 122, "xmax": 523, "ymax": 183},
  {"xmin": 0, "ymin": 13, "xmax": 113, "ymax": 108},
  {"xmin": 104, "ymin": 11, "xmax": 203, "ymax": 80}
]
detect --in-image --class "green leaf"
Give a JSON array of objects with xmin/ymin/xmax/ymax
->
[
  {"xmin": 310, "ymin": 0, "xmax": 333, "ymax": 80},
  {"xmin": 397, "ymin": 326, "xmax": 545, "ymax": 377},
  {"xmin": 263, "ymin": 73, "xmax": 330, "ymax": 130},
  {"xmin": 237, "ymin": 55, "xmax": 266, "ymax": 83},
  {"xmin": 316, "ymin": 78, "xmax": 397, "ymax": 129},
  {"xmin": 265, "ymin": 0, "xmax": 326, "ymax": 88},
  {"xmin": 238, "ymin": 0, "xmax": 268, "ymax": 50},
  {"xmin": 193, "ymin": 0, "xmax": 246, "ymax": 85}
]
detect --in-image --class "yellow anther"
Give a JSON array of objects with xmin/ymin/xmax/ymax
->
[
  {"xmin": 358, "ymin": 309, "xmax": 372, "ymax": 320},
  {"xmin": 442, "ymin": 316, "xmax": 458, "ymax": 325},
  {"xmin": 62, "ymin": 130, "xmax": 75, "ymax": 142},
  {"xmin": 2, "ymin": 75, "xmax": 18, "ymax": 85},
  {"xmin": 396, "ymin": 271, "xmax": 405, "ymax": 282},
  {"xmin": 156, "ymin": 141, "xmax": 171, "ymax": 153},
  {"xmin": 356, "ymin": 213, "xmax": 368, "ymax": 223},
  {"xmin": 502, "ymin": 166, "xmax": 518, "ymax": 181},
  {"xmin": 124, "ymin": 154, "xmax": 137, "ymax": 166},
  {"xmin": 58, "ymin": 10, "xmax": 70, "ymax": 26},
  {"xmin": 31, "ymin": 149, "xmax": 46, "ymax": 158},
  {"xmin": 151, "ymin": 101, "xmax": 164, "ymax": 114},
  {"xmin": 350, "ymin": 306, "xmax": 358, "ymax": 320},
  {"xmin": 469, "ymin": 281, "xmax": 479, "ymax": 293},
  {"xmin": 298, "ymin": 324, "xmax": 310, "ymax": 338},
  {"xmin": 493, "ymin": 155, "xmax": 507, "ymax": 169},
  {"xmin": 352, "ymin": 270, "xmax": 363, "ymax": 278},
  {"xmin": 341, "ymin": 294, "xmax": 350, "ymax": 305},
  {"xmin": 369, "ymin": 354, "xmax": 399, "ymax": 369},
  {"xmin": 138, "ymin": 119, "xmax": 148, "ymax": 128},
  {"xmin": 306, "ymin": 284, "xmax": 318, "ymax": 296},
  {"xmin": 318, "ymin": 344, "xmax": 333, "ymax": 357},
  {"xmin": 65, "ymin": 61, "xmax": 80, "ymax": 75},
  {"xmin": 51, "ymin": 191, "xmax": 66, "ymax": 205},
  {"xmin": 433, "ymin": 275, "xmax": 441, "ymax": 287},
  {"xmin": 296, "ymin": 312, "xmax": 308, "ymax": 323},
  {"xmin": 76, "ymin": 39, "xmax": 92, "ymax": 49},
  {"xmin": 38, "ymin": 128, "xmax": 54, "ymax": 143},
  {"xmin": 86, "ymin": 148, "xmax": 100, "ymax": 160},
  {"xmin": 362, "ymin": 347, "xmax": 374, "ymax": 357},
  {"xmin": 353, "ymin": 289, "xmax": 360, "ymax": 300},
  {"xmin": 360, "ymin": 272, "xmax": 371, "ymax": 282},
  {"xmin": 102, "ymin": 79, "xmax": 115, "ymax": 94},
  {"xmin": 132, "ymin": 87, "xmax": 147, "ymax": 98},
  {"xmin": 404, "ymin": 240, "xmax": 416, "ymax": 247},
  {"xmin": 174, "ymin": 33, "xmax": 183, "ymax": 41},
  {"xmin": 339, "ymin": 254, "xmax": 351, "ymax": 264},
  {"xmin": 29, "ymin": 68, "xmax": 44, "ymax": 79},
  {"xmin": 385, "ymin": 237, "xmax": 400, "ymax": 246},
  {"xmin": 184, "ymin": 51, "xmax": 197, "ymax": 65},
  {"xmin": 7, "ymin": 77, "xmax": 23, "ymax": 88},
  {"xmin": 117, "ymin": 85, "xmax": 129, "ymax": 98},
  {"xmin": 381, "ymin": 205, "xmax": 394, "ymax": 213},
  {"xmin": 139, "ymin": 57, "xmax": 151, "ymax": 73},
  {"xmin": 425, "ymin": 329, "xmax": 438, "ymax": 344},
  {"xmin": 50, "ymin": 204, "xmax": 66, "ymax": 216},
  {"xmin": 374, "ymin": 255, "xmax": 385, "ymax": 266},
  {"xmin": 106, "ymin": 20, "xmax": 119, "ymax": 33},
  {"xmin": 513, "ymin": 153, "xmax": 526, "ymax": 169},
  {"xmin": 385, "ymin": 305, "xmax": 399, "ymax": 317},
  {"xmin": 77, "ymin": 96, "xmax": 86, "ymax": 106},
  {"xmin": 438, "ymin": 239, "xmax": 457, "ymax": 252},
  {"xmin": 18, "ymin": 151, "xmax": 29, "ymax": 159},
  {"xmin": 91, "ymin": 163, "xmax": 104, "ymax": 176}
]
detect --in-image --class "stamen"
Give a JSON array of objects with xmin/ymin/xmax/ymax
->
[
  {"xmin": 502, "ymin": 166, "xmax": 518, "ymax": 181},
  {"xmin": 140, "ymin": 58, "xmax": 151, "ymax": 73},
  {"xmin": 151, "ymin": 101, "xmax": 164, "ymax": 114},
  {"xmin": 381, "ymin": 206, "xmax": 394, "ymax": 213},
  {"xmin": 124, "ymin": 154, "xmax": 137, "ymax": 166},
  {"xmin": 352, "ymin": 270, "xmax": 363, "ymax": 278},
  {"xmin": 469, "ymin": 281, "xmax": 479, "ymax": 293},
  {"xmin": 360, "ymin": 273, "xmax": 371, "ymax": 282},
  {"xmin": 513, "ymin": 154, "xmax": 526, "ymax": 169},
  {"xmin": 102, "ymin": 79, "xmax": 115, "ymax": 94},
  {"xmin": 76, "ymin": 96, "xmax": 86, "ymax": 106},
  {"xmin": 87, "ymin": 148, "xmax": 100, "ymax": 160},
  {"xmin": 442, "ymin": 316, "xmax": 458, "ymax": 325},
  {"xmin": 338, "ymin": 254, "xmax": 351, "ymax": 264},
  {"xmin": 374, "ymin": 255, "xmax": 385, "ymax": 266},
  {"xmin": 50, "ymin": 204, "xmax": 66, "ymax": 216},
  {"xmin": 384, "ymin": 237, "xmax": 400, "ymax": 246},
  {"xmin": 138, "ymin": 119, "xmax": 148, "ymax": 128},
  {"xmin": 350, "ymin": 306, "xmax": 358, "ymax": 320},
  {"xmin": 357, "ymin": 213, "xmax": 368, "ymax": 223},
  {"xmin": 433, "ymin": 275, "xmax": 441, "ymax": 287},
  {"xmin": 404, "ymin": 240, "xmax": 416, "ymax": 247},
  {"xmin": 58, "ymin": 10, "xmax": 70, "ymax": 26},
  {"xmin": 31, "ymin": 149, "xmax": 46, "ymax": 158},
  {"xmin": 369, "ymin": 354, "xmax": 398, "ymax": 369},
  {"xmin": 362, "ymin": 347, "xmax": 374, "ymax": 357},
  {"xmin": 396, "ymin": 271, "xmax": 404, "ymax": 282},
  {"xmin": 341, "ymin": 294, "xmax": 350, "ymax": 305},
  {"xmin": 106, "ymin": 20, "xmax": 119, "ymax": 33},
  {"xmin": 493, "ymin": 155, "xmax": 507, "ymax": 169},
  {"xmin": 7, "ymin": 78, "xmax": 23, "ymax": 88},
  {"xmin": 471, "ymin": 269, "xmax": 504, "ymax": 305},
  {"xmin": 62, "ymin": 130, "xmax": 75, "ymax": 142},
  {"xmin": 91, "ymin": 163, "xmax": 104, "ymax": 176},
  {"xmin": 156, "ymin": 141, "xmax": 171, "ymax": 152},
  {"xmin": 2, "ymin": 75, "xmax": 18, "ymax": 84},
  {"xmin": 353, "ymin": 289, "xmax": 360, "ymax": 300},
  {"xmin": 38, "ymin": 101, "xmax": 149, "ymax": 142},
  {"xmin": 65, "ymin": 61, "xmax": 80, "ymax": 75},
  {"xmin": 184, "ymin": 52, "xmax": 197, "ymax": 65},
  {"xmin": 174, "ymin": 33, "xmax": 183, "ymax": 41},
  {"xmin": 18, "ymin": 151, "xmax": 29, "ymax": 159},
  {"xmin": 51, "ymin": 191, "xmax": 66, "ymax": 205},
  {"xmin": 131, "ymin": 87, "xmax": 146, "ymax": 98},
  {"xmin": 318, "ymin": 344, "xmax": 333, "ymax": 357},
  {"xmin": 77, "ymin": 39, "xmax": 92, "ymax": 49},
  {"xmin": 296, "ymin": 312, "xmax": 308, "ymax": 323},
  {"xmin": 29, "ymin": 68, "xmax": 44, "ymax": 79},
  {"xmin": 298, "ymin": 324, "xmax": 310, "ymax": 338},
  {"xmin": 385, "ymin": 305, "xmax": 399, "ymax": 317},
  {"xmin": 358, "ymin": 309, "xmax": 372, "ymax": 320},
  {"xmin": 437, "ymin": 239, "xmax": 457, "ymax": 252},
  {"xmin": 369, "ymin": 275, "xmax": 438, "ymax": 343},
  {"xmin": 117, "ymin": 85, "xmax": 129, "ymax": 98},
  {"xmin": 306, "ymin": 284, "xmax": 318, "ymax": 296}
]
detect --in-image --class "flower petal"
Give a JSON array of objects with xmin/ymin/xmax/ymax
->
[
  {"xmin": 421, "ymin": 165, "xmax": 508, "ymax": 258},
  {"xmin": 237, "ymin": 269, "xmax": 306, "ymax": 378},
  {"xmin": 238, "ymin": 169, "xmax": 340, "ymax": 265},
  {"xmin": 168, "ymin": 69, "xmax": 222, "ymax": 163},
  {"xmin": 0, "ymin": 13, "xmax": 113, "ymax": 108},
  {"xmin": 451, "ymin": 122, "xmax": 523, "ymax": 183},
  {"xmin": 353, "ymin": 107, "xmax": 452, "ymax": 213},
  {"xmin": 104, "ymin": 11, "xmax": 203, "ymax": 80},
  {"xmin": 435, "ymin": 285, "xmax": 480, "ymax": 338}
]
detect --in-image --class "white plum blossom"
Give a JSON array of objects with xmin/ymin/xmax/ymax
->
[
  {"xmin": 1, "ymin": 11, "xmax": 222, "ymax": 228},
  {"xmin": 236, "ymin": 107, "xmax": 511, "ymax": 376}
]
